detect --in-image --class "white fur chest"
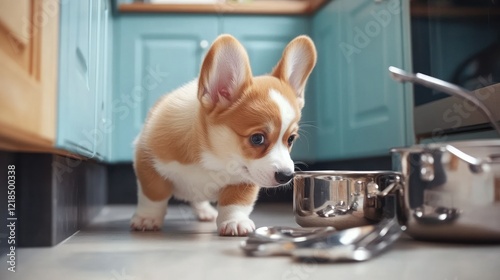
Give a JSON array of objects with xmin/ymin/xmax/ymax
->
[{"xmin": 152, "ymin": 158, "xmax": 247, "ymax": 202}]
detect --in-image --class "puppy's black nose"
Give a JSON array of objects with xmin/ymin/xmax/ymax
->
[{"xmin": 275, "ymin": 171, "xmax": 294, "ymax": 184}]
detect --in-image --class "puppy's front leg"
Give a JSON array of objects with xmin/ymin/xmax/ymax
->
[
  {"xmin": 217, "ymin": 184, "xmax": 259, "ymax": 236},
  {"xmin": 131, "ymin": 147, "xmax": 173, "ymax": 231}
]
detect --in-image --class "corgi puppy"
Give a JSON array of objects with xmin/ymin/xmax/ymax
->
[{"xmin": 131, "ymin": 34, "xmax": 317, "ymax": 236}]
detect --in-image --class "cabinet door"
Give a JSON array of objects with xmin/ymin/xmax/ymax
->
[
  {"xmin": 57, "ymin": 0, "xmax": 100, "ymax": 157},
  {"xmin": 0, "ymin": 0, "xmax": 58, "ymax": 148},
  {"xmin": 311, "ymin": 0, "xmax": 414, "ymax": 161},
  {"xmin": 338, "ymin": 0, "xmax": 413, "ymax": 159},
  {"xmin": 94, "ymin": 0, "xmax": 111, "ymax": 160},
  {"xmin": 304, "ymin": 0, "xmax": 344, "ymax": 162},
  {"xmin": 222, "ymin": 16, "xmax": 310, "ymax": 76},
  {"xmin": 57, "ymin": 0, "xmax": 111, "ymax": 159},
  {"xmin": 111, "ymin": 15, "xmax": 218, "ymax": 162}
]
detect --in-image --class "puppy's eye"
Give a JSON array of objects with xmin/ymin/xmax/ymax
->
[
  {"xmin": 287, "ymin": 135, "xmax": 296, "ymax": 146},
  {"xmin": 250, "ymin": 134, "xmax": 265, "ymax": 146}
]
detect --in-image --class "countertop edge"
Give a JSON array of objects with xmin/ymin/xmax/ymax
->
[{"xmin": 118, "ymin": 0, "xmax": 328, "ymax": 15}]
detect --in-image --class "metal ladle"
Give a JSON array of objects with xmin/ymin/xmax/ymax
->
[{"xmin": 388, "ymin": 66, "xmax": 500, "ymax": 136}]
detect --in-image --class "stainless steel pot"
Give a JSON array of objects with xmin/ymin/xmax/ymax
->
[
  {"xmin": 293, "ymin": 171, "xmax": 402, "ymax": 230},
  {"xmin": 391, "ymin": 140, "xmax": 500, "ymax": 242},
  {"xmin": 388, "ymin": 66, "xmax": 500, "ymax": 242}
]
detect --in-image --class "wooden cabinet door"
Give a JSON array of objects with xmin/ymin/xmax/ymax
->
[
  {"xmin": 110, "ymin": 15, "xmax": 218, "ymax": 162},
  {"xmin": 0, "ymin": 0, "xmax": 58, "ymax": 149}
]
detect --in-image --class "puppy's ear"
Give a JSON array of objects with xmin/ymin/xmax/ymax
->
[
  {"xmin": 198, "ymin": 34, "xmax": 252, "ymax": 109},
  {"xmin": 272, "ymin": 36, "xmax": 317, "ymax": 108}
]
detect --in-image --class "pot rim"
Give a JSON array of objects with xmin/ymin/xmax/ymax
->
[{"xmin": 294, "ymin": 170, "xmax": 402, "ymax": 177}]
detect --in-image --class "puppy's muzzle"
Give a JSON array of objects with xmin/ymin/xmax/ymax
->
[{"xmin": 274, "ymin": 170, "xmax": 294, "ymax": 185}]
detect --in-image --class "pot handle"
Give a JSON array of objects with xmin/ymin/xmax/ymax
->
[
  {"xmin": 389, "ymin": 66, "xmax": 500, "ymax": 136},
  {"xmin": 446, "ymin": 145, "xmax": 500, "ymax": 173}
]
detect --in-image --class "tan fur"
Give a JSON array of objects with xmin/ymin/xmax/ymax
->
[
  {"xmin": 134, "ymin": 146, "xmax": 174, "ymax": 201},
  {"xmin": 272, "ymin": 35, "xmax": 317, "ymax": 107},
  {"xmin": 219, "ymin": 184, "xmax": 260, "ymax": 207}
]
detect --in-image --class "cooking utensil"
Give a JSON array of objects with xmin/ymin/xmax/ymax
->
[
  {"xmin": 291, "ymin": 218, "xmax": 402, "ymax": 262},
  {"xmin": 388, "ymin": 66, "xmax": 500, "ymax": 135},
  {"xmin": 389, "ymin": 67, "xmax": 500, "ymax": 242},
  {"xmin": 294, "ymin": 171, "xmax": 402, "ymax": 229},
  {"xmin": 242, "ymin": 219, "xmax": 402, "ymax": 262},
  {"xmin": 241, "ymin": 226, "xmax": 336, "ymax": 257}
]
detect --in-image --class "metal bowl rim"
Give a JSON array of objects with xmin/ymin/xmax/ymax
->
[{"xmin": 294, "ymin": 170, "xmax": 402, "ymax": 177}]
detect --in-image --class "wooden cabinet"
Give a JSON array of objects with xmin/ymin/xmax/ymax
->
[
  {"xmin": 295, "ymin": 0, "xmax": 414, "ymax": 162},
  {"xmin": 56, "ymin": 0, "xmax": 111, "ymax": 159},
  {"xmin": 0, "ymin": 0, "xmax": 59, "ymax": 150}
]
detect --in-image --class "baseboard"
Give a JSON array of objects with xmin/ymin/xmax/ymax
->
[{"xmin": 0, "ymin": 151, "xmax": 107, "ymax": 248}]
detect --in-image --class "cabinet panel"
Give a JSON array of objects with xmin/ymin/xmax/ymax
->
[
  {"xmin": 0, "ymin": 0, "xmax": 58, "ymax": 149},
  {"xmin": 57, "ymin": 0, "xmax": 100, "ymax": 157},
  {"xmin": 338, "ymin": 0, "xmax": 412, "ymax": 158},
  {"xmin": 57, "ymin": 0, "xmax": 108, "ymax": 158},
  {"xmin": 95, "ymin": 0, "xmax": 111, "ymax": 160},
  {"xmin": 309, "ymin": 0, "xmax": 413, "ymax": 161},
  {"xmin": 308, "ymin": 0, "xmax": 343, "ymax": 162},
  {"xmin": 111, "ymin": 15, "xmax": 218, "ymax": 162},
  {"xmin": 222, "ymin": 16, "xmax": 310, "ymax": 76}
]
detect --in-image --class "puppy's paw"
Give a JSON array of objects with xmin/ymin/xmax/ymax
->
[
  {"xmin": 191, "ymin": 201, "xmax": 218, "ymax": 222},
  {"xmin": 218, "ymin": 219, "xmax": 255, "ymax": 236},
  {"xmin": 130, "ymin": 214, "xmax": 164, "ymax": 231}
]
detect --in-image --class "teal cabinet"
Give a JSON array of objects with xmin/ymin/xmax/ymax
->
[
  {"xmin": 110, "ymin": 15, "xmax": 218, "ymax": 162},
  {"xmin": 108, "ymin": 4, "xmax": 413, "ymax": 163},
  {"xmin": 222, "ymin": 16, "xmax": 309, "ymax": 76},
  {"xmin": 109, "ymin": 15, "xmax": 310, "ymax": 162},
  {"xmin": 295, "ymin": 0, "xmax": 414, "ymax": 162},
  {"xmin": 57, "ymin": 0, "xmax": 111, "ymax": 160}
]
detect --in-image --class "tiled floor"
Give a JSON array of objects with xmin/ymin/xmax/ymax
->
[{"xmin": 1, "ymin": 203, "xmax": 500, "ymax": 280}]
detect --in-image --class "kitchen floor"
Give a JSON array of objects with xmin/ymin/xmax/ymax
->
[{"xmin": 1, "ymin": 203, "xmax": 499, "ymax": 280}]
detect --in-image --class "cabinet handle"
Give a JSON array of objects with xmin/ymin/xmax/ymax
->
[{"xmin": 200, "ymin": 40, "xmax": 209, "ymax": 49}]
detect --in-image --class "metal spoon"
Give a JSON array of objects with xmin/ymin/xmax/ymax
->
[
  {"xmin": 291, "ymin": 218, "xmax": 402, "ymax": 262},
  {"xmin": 241, "ymin": 219, "xmax": 402, "ymax": 262},
  {"xmin": 241, "ymin": 226, "xmax": 337, "ymax": 257}
]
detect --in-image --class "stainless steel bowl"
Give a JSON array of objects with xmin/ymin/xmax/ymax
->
[
  {"xmin": 392, "ymin": 139, "xmax": 500, "ymax": 242},
  {"xmin": 293, "ymin": 171, "xmax": 402, "ymax": 230}
]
